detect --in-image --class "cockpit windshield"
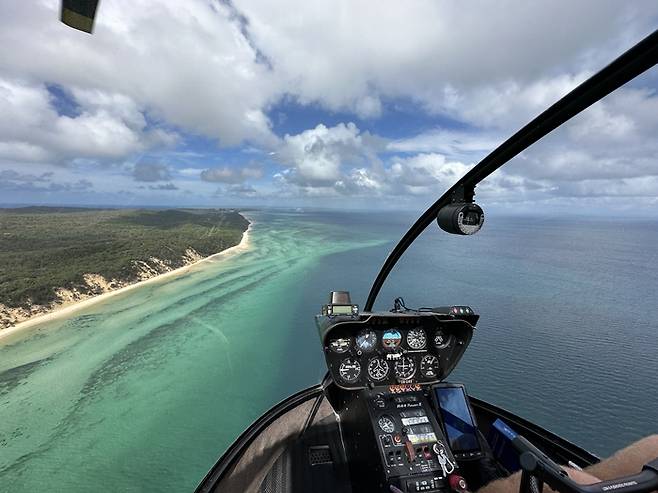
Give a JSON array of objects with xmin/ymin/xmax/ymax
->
[{"xmin": 1, "ymin": 3, "xmax": 657, "ymax": 492}]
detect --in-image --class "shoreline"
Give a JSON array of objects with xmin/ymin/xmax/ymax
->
[{"xmin": 0, "ymin": 219, "xmax": 254, "ymax": 344}]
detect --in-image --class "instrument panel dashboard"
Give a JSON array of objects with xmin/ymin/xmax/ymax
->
[{"xmin": 319, "ymin": 313, "xmax": 474, "ymax": 389}]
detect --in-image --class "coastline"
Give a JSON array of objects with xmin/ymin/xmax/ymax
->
[{"xmin": 0, "ymin": 219, "xmax": 254, "ymax": 344}]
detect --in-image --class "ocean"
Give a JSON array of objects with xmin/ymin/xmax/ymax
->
[{"xmin": 0, "ymin": 210, "xmax": 657, "ymax": 492}]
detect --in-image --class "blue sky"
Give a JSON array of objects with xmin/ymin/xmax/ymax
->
[{"xmin": 1, "ymin": 1, "xmax": 658, "ymax": 213}]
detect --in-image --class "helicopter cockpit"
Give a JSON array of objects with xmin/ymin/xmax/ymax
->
[
  {"xmin": 315, "ymin": 292, "xmax": 491, "ymax": 493},
  {"xmin": 195, "ymin": 28, "xmax": 658, "ymax": 493},
  {"xmin": 202, "ymin": 292, "xmax": 501, "ymax": 493},
  {"xmin": 198, "ymin": 291, "xmax": 658, "ymax": 493}
]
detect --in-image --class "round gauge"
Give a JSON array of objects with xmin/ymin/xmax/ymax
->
[
  {"xmin": 382, "ymin": 329, "xmax": 402, "ymax": 350},
  {"xmin": 338, "ymin": 358, "xmax": 361, "ymax": 383},
  {"xmin": 433, "ymin": 330, "xmax": 452, "ymax": 349},
  {"xmin": 420, "ymin": 355, "xmax": 441, "ymax": 378},
  {"xmin": 356, "ymin": 329, "xmax": 377, "ymax": 353},
  {"xmin": 329, "ymin": 337, "xmax": 351, "ymax": 353},
  {"xmin": 406, "ymin": 328, "xmax": 427, "ymax": 350},
  {"xmin": 367, "ymin": 357, "xmax": 390, "ymax": 381},
  {"xmin": 378, "ymin": 415, "xmax": 395, "ymax": 433},
  {"xmin": 394, "ymin": 356, "xmax": 416, "ymax": 380}
]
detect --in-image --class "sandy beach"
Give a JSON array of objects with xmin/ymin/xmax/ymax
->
[{"xmin": 0, "ymin": 220, "xmax": 253, "ymax": 343}]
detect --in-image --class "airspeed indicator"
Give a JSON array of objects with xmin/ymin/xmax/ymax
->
[{"xmin": 420, "ymin": 355, "xmax": 440, "ymax": 378}]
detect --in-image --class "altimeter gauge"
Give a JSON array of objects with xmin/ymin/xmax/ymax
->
[
  {"xmin": 394, "ymin": 356, "xmax": 416, "ymax": 380},
  {"xmin": 420, "ymin": 354, "xmax": 440, "ymax": 378},
  {"xmin": 356, "ymin": 329, "xmax": 377, "ymax": 353},
  {"xmin": 367, "ymin": 357, "xmax": 389, "ymax": 381},
  {"xmin": 338, "ymin": 358, "xmax": 361, "ymax": 383},
  {"xmin": 406, "ymin": 328, "xmax": 427, "ymax": 350}
]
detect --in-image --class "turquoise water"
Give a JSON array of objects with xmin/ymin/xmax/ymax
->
[
  {"xmin": 1, "ymin": 210, "xmax": 657, "ymax": 492},
  {"xmin": 0, "ymin": 212, "xmax": 385, "ymax": 492}
]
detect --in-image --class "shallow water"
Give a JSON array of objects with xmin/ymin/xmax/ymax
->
[{"xmin": 0, "ymin": 210, "xmax": 656, "ymax": 492}]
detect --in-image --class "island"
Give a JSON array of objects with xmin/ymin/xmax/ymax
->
[{"xmin": 0, "ymin": 207, "xmax": 251, "ymax": 330}]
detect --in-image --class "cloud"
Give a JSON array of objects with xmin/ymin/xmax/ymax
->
[
  {"xmin": 276, "ymin": 122, "xmax": 384, "ymax": 187},
  {"xmin": 178, "ymin": 168, "xmax": 205, "ymax": 177},
  {"xmin": 388, "ymin": 129, "xmax": 500, "ymax": 159},
  {"xmin": 273, "ymin": 125, "xmax": 479, "ymax": 199},
  {"xmin": 5, "ymin": 1, "xmax": 654, "ymax": 154},
  {"xmin": 0, "ymin": 78, "xmax": 176, "ymax": 165},
  {"xmin": 272, "ymin": 102, "xmax": 658, "ymax": 206},
  {"xmin": 239, "ymin": 0, "xmax": 658, "ymax": 128},
  {"xmin": 387, "ymin": 154, "xmax": 472, "ymax": 195},
  {"xmin": 200, "ymin": 164, "xmax": 263, "ymax": 183},
  {"xmin": 227, "ymin": 184, "xmax": 258, "ymax": 197},
  {"xmin": 148, "ymin": 182, "xmax": 179, "ymax": 191},
  {"xmin": 0, "ymin": 168, "xmax": 93, "ymax": 192},
  {"xmin": 201, "ymin": 167, "xmax": 241, "ymax": 184},
  {"xmin": 0, "ymin": 1, "xmax": 279, "ymax": 148},
  {"xmin": 132, "ymin": 163, "xmax": 171, "ymax": 182},
  {"xmin": 1, "ymin": 1, "xmax": 658, "ymax": 208},
  {"xmin": 0, "ymin": 169, "xmax": 53, "ymax": 183},
  {"xmin": 213, "ymin": 184, "xmax": 259, "ymax": 198}
]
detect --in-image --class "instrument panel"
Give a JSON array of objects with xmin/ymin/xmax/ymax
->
[{"xmin": 321, "ymin": 314, "xmax": 473, "ymax": 389}]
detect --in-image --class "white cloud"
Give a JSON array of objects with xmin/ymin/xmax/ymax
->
[
  {"xmin": 1, "ymin": 1, "xmax": 658, "ymax": 208},
  {"xmin": 0, "ymin": 0, "xmax": 280, "ymax": 148},
  {"xmin": 132, "ymin": 162, "xmax": 171, "ymax": 182},
  {"xmin": 0, "ymin": 78, "xmax": 176, "ymax": 164},
  {"xmin": 388, "ymin": 129, "xmax": 500, "ymax": 160},
  {"xmin": 277, "ymin": 122, "xmax": 384, "ymax": 187},
  {"xmin": 388, "ymin": 154, "xmax": 471, "ymax": 194},
  {"xmin": 200, "ymin": 164, "xmax": 263, "ymax": 183},
  {"xmin": 238, "ymin": 0, "xmax": 658, "ymax": 128},
  {"xmin": 4, "ymin": 0, "xmax": 656, "ymax": 155}
]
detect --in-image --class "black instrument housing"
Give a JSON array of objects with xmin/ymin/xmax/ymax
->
[{"xmin": 316, "ymin": 311, "xmax": 475, "ymax": 390}]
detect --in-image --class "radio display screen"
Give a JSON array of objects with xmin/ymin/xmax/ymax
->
[{"xmin": 434, "ymin": 386, "xmax": 480, "ymax": 452}]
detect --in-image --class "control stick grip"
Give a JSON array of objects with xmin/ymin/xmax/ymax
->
[{"xmin": 521, "ymin": 451, "xmax": 658, "ymax": 493}]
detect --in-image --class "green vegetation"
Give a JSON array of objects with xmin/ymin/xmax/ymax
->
[{"xmin": 0, "ymin": 207, "xmax": 249, "ymax": 308}]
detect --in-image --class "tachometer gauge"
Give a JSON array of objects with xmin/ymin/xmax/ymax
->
[
  {"xmin": 338, "ymin": 358, "xmax": 361, "ymax": 383},
  {"xmin": 394, "ymin": 356, "xmax": 416, "ymax": 380},
  {"xmin": 367, "ymin": 357, "xmax": 389, "ymax": 381},
  {"xmin": 420, "ymin": 355, "xmax": 440, "ymax": 378},
  {"xmin": 406, "ymin": 328, "xmax": 427, "ymax": 350},
  {"xmin": 329, "ymin": 337, "xmax": 351, "ymax": 353},
  {"xmin": 433, "ymin": 330, "xmax": 452, "ymax": 349},
  {"xmin": 356, "ymin": 329, "xmax": 377, "ymax": 353},
  {"xmin": 382, "ymin": 329, "xmax": 402, "ymax": 350},
  {"xmin": 378, "ymin": 415, "xmax": 395, "ymax": 433}
]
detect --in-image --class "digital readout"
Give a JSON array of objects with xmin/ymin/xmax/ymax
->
[
  {"xmin": 401, "ymin": 416, "xmax": 429, "ymax": 426},
  {"xmin": 408, "ymin": 432, "xmax": 437, "ymax": 444}
]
